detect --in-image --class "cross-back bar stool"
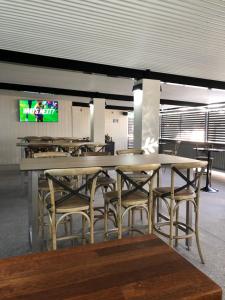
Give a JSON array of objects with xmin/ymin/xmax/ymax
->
[
  {"xmin": 82, "ymin": 152, "xmax": 116, "ymax": 192},
  {"xmin": 153, "ymin": 161, "xmax": 207, "ymax": 264},
  {"xmin": 103, "ymin": 163, "xmax": 160, "ymax": 238},
  {"xmin": 33, "ymin": 152, "xmax": 71, "ymax": 239},
  {"xmin": 45, "ymin": 167, "xmax": 102, "ymax": 250},
  {"xmin": 82, "ymin": 151, "xmax": 116, "ymax": 227},
  {"xmin": 116, "ymin": 148, "xmax": 148, "ymax": 221}
]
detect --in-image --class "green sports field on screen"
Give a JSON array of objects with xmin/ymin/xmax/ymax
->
[{"xmin": 19, "ymin": 100, "xmax": 59, "ymax": 122}]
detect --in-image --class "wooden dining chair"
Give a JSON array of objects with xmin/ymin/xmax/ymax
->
[
  {"xmin": 153, "ymin": 161, "xmax": 207, "ymax": 264},
  {"xmin": 45, "ymin": 167, "xmax": 102, "ymax": 250},
  {"xmin": 103, "ymin": 163, "xmax": 160, "ymax": 239}
]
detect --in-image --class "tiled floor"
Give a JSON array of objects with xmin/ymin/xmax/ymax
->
[{"xmin": 0, "ymin": 165, "xmax": 225, "ymax": 298}]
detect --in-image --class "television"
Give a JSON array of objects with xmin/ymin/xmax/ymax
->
[{"xmin": 19, "ymin": 100, "xmax": 58, "ymax": 122}]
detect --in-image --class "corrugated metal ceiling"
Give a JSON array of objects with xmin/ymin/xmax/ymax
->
[{"xmin": 1, "ymin": 0, "xmax": 225, "ymax": 81}]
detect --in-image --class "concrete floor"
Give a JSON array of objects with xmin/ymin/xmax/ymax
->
[{"xmin": 0, "ymin": 165, "xmax": 225, "ymax": 298}]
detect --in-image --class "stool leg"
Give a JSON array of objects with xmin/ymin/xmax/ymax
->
[
  {"xmin": 128, "ymin": 209, "xmax": 131, "ymax": 231},
  {"xmin": 195, "ymin": 206, "xmax": 205, "ymax": 264},
  {"xmin": 152, "ymin": 194, "xmax": 156, "ymax": 230},
  {"xmin": 169, "ymin": 199, "xmax": 173, "ymax": 247},
  {"xmin": 82, "ymin": 215, "xmax": 86, "ymax": 244},
  {"xmin": 175, "ymin": 205, "xmax": 179, "ymax": 248},
  {"xmin": 51, "ymin": 213, "xmax": 57, "ymax": 250},
  {"xmin": 64, "ymin": 218, "xmax": 68, "ymax": 236},
  {"xmin": 148, "ymin": 200, "xmax": 152, "ymax": 234},
  {"xmin": 118, "ymin": 204, "xmax": 122, "ymax": 239},
  {"xmin": 131, "ymin": 208, "xmax": 135, "ymax": 227},
  {"xmin": 104, "ymin": 202, "xmax": 109, "ymax": 240}
]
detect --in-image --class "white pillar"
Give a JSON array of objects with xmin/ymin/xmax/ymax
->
[
  {"xmin": 90, "ymin": 98, "xmax": 105, "ymax": 143},
  {"xmin": 133, "ymin": 79, "xmax": 160, "ymax": 153}
]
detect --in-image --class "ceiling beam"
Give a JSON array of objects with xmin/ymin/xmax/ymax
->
[
  {"xmin": 0, "ymin": 82, "xmax": 133, "ymax": 101},
  {"xmin": 160, "ymin": 99, "xmax": 206, "ymax": 107},
  {"xmin": 0, "ymin": 82, "xmax": 207, "ymax": 107},
  {"xmin": 1, "ymin": 49, "xmax": 225, "ymax": 89}
]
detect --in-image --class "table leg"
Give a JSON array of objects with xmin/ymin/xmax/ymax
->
[
  {"xmin": 28, "ymin": 171, "xmax": 42, "ymax": 252},
  {"xmin": 201, "ymin": 150, "xmax": 218, "ymax": 193}
]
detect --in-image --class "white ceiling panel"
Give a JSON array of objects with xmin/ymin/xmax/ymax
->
[{"xmin": 1, "ymin": 0, "xmax": 225, "ymax": 81}]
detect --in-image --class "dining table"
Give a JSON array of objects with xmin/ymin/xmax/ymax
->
[
  {"xmin": 0, "ymin": 234, "xmax": 222, "ymax": 300},
  {"xmin": 20, "ymin": 153, "xmax": 201, "ymax": 252}
]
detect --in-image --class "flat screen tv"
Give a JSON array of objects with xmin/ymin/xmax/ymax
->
[{"xmin": 19, "ymin": 100, "xmax": 58, "ymax": 122}]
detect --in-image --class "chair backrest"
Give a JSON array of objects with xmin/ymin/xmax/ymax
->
[
  {"xmin": 116, "ymin": 149, "xmax": 145, "ymax": 155},
  {"xmin": 116, "ymin": 163, "xmax": 161, "ymax": 201},
  {"xmin": 33, "ymin": 151, "xmax": 69, "ymax": 158},
  {"xmin": 82, "ymin": 152, "xmax": 111, "ymax": 156},
  {"xmin": 167, "ymin": 161, "xmax": 208, "ymax": 200},
  {"xmin": 44, "ymin": 167, "xmax": 102, "ymax": 211}
]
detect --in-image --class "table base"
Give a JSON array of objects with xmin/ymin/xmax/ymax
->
[{"xmin": 201, "ymin": 186, "xmax": 218, "ymax": 193}]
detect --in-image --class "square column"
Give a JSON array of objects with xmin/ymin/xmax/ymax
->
[
  {"xmin": 90, "ymin": 98, "xmax": 105, "ymax": 143},
  {"xmin": 133, "ymin": 79, "xmax": 160, "ymax": 153}
]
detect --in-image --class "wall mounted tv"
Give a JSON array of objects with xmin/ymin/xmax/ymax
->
[{"xmin": 19, "ymin": 100, "xmax": 58, "ymax": 122}]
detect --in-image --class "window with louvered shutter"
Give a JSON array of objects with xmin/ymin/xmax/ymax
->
[
  {"xmin": 208, "ymin": 109, "xmax": 225, "ymax": 143},
  {"xmin": 160, "ymin": 111, "xmax": 206, "ymax": 142},
  {"xmin": 160, "ymin": 114, "xmax": 181, "ymax": 140},
  {"xmin": 180, "ymin": 111, "xmax": 206, "ymax": 142}
]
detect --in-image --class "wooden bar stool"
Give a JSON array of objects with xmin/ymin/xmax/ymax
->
[
  {"xmin": 116, "ymin": 148, "xmax": 148, "ymax": 221},
  {"xmin": 153, "ymin": 161, "xmax": 207, "ymax": 264},
  {"xmin": 82, "ymin": 152, "xmax": 116, "ymax": 226},
  {"xmin": 45, "ymin": 167, "xmax": 102, "ymax": 250},
  {"xmin": 33, "ymin": 152, "xmax": 72, "ymax": 241},
  {"xmin": 103, "ymin": 163, "xmax": 160, "ymax": 238}
]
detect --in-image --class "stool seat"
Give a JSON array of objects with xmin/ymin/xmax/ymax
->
[
  {"xmin": 154, "ymin": 186, "xmax": 196, "ymax": 201},
  {"xmin": 56, "ymin": 196, "xmax": 89, "ymax": 213},
  {"xmin": 104, "ymin": 190, "xmax": 148, "ymax": 207},
  {"xmin": 127, "ymin": 173, "xmax": 150, "ymax": 183}
]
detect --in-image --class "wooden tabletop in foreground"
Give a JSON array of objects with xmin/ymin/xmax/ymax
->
[
  {"xmin": 20, "ymin": 154, "xmax": 200, "ymax": 171},
  {"xmin": 0, "ymin": 235, "xmax": 221, "ymax": 300}
]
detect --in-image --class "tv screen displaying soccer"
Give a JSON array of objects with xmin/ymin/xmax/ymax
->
[{"xmin": 19, "ymin": 100, "xmax": 59, "ymax": 122}]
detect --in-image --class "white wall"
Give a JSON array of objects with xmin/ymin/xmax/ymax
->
[
  {"xmin": 105, "ymin": 109, "xmax": 128, "ymax": 151},
  {"xmin": 72, "ymin": 106, "xmax": 90, "ymax": 138}
]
